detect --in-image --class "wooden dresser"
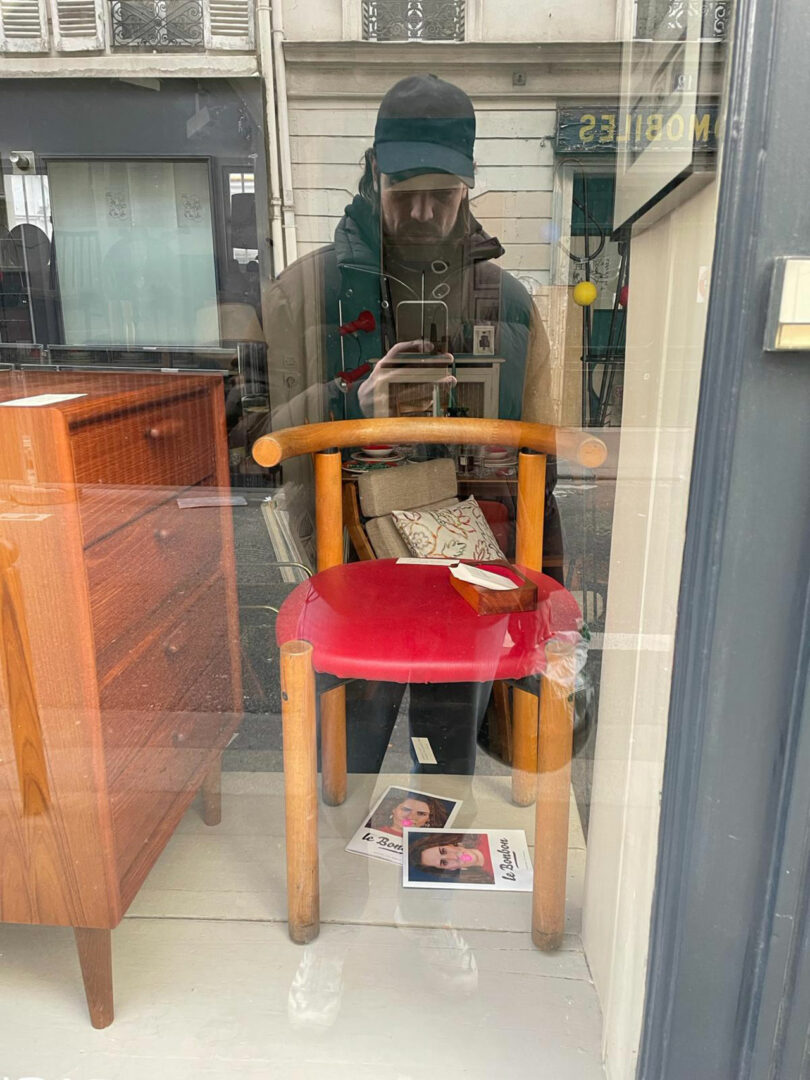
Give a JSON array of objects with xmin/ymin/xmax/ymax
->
[{"xmin": 0, "ymin": 370, "xmax": 242, "ymax": 1026}]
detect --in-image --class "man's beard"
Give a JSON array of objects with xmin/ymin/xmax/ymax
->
[
  {"xmin": 385, "ymin": 222, "xmax": 449, "ymax": 243},
  {"xmin": 383, "ymin": 207, "xmax": 468, "ymax": 247}
]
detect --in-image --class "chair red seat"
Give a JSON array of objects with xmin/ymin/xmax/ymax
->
[{"xmin": 276, "ymin": 559, "xmax": 581, "ymax": 684}]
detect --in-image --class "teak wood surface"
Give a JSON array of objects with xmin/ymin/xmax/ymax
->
[{"xmin": 0, "ymin": 370, "xmax": 242, "ymax": 1026}]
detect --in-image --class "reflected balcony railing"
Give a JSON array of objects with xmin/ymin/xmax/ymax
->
[
  {"xmin": 110, "ymin": 0, "xmax": 203, "ymax": 48},
  {"xmin": 635, "ymin": 0, "xmax": 730, "ymax": 40},
  {"xmin": 362, "ymin": 0, "xmax": 465, "ymax": 42},
  {"xmin": 0, "ymin": 0, "xmax": 253, "ymax": 55}
]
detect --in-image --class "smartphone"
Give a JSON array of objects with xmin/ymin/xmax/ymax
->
[{"xmin": 395, "ymin": 300, "xmax": 449, "ymax": 352}]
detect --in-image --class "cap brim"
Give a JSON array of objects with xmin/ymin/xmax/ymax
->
[{"xmin": 375, "ymin": 140, "xmax": 474, "ymax": 188}]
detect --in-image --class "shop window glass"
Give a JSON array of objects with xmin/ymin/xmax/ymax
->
[{"xmin": 0, "ymin": 3, "xmax": 736, "ymax": 1069}]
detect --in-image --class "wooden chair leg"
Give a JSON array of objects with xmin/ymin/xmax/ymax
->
[
  {"xmin": 532, "ymin": 643, "xmax": 575, "ymax": 951},
  {"xmin": 74, "ymin": 927, "xmax": 113, "ymax": 1029},
  {"xmin": 281, "ymin": 640, "xmax": 320, "ymax": 944},
  {"xmin": 513, "ymin": 447, "xmax": 547, "ymax": 806},
  {"xmin": 201, "ymin": 753, "xmax": 222, "ymax": 826},
  {"xmin": 321, "ymin": 685, "xmax": 347, "ymax": 806},
  {"xmin": 511, "ymin": 688, "xmax": 539, "ymax": 806}
]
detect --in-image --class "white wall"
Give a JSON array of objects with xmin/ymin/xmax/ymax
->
[
  {"xmin": 479, "ymin": 0, "xmax": 617, "ymax": 42},
  {"xmin": 289, "ymin": 103, "xmax": 555, "ymax": 291},
  {"xmin": 282, "ymin": 0, "xmax": 344, "ymax": 41},
  {"xmin": 581, "ymin": 179, "xmax": 718, "ymax": 1080}
]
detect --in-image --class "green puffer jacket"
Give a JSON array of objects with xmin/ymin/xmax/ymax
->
[{"xmin": 266, "ymin": 193, "xmax": 554, "ymax": 429}]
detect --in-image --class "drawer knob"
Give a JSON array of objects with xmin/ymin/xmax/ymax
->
[
  {"xmin": 146, "ymin": 419, "xmax": 184, "ymax": 440},
  {"xmin": 154, "ymin": 528, "xmax": 171, "ymax": 543},
  {"xmin": 165, "ymin": 641, "xmax": 183, "ymax": 657}
]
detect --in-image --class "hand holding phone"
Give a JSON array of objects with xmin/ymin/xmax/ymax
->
[{"xmin": 357, "ymin": 339, "xmax": 456, "ymax": 417}]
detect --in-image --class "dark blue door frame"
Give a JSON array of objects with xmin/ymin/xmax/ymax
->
[{"xmin": 638, "ymin": 0, "xmax": 810, "ymax": 1076}]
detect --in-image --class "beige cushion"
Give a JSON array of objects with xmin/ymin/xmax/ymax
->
[
  {"xmin": 366, "ymin": 516, "xmax": 411, "ymax": 559},
  {"xmin": 392, "ymin": 496, "xmax": 506, "ymax": 561},
  {"xmin": 366, "ymin": 495, "xmax": 459, "ymax": 558},
  {"xmin": 358, "ymin": 458, "xmax": 457, "ymax": 518}
]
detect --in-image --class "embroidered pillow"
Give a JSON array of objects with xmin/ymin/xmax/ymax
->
[{"xmin": 391, "ymin": 496, "xmax": 506, "ymax": 561}]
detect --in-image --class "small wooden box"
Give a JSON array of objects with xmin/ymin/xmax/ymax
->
[{"xmin": 449, "ymin": 562, "xmax": 538, "ymax": 615}]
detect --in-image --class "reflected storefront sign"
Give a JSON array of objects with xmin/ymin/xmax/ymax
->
[{"xmin": 556, "ymin": 104, "xmax": 720, "ymax": 155}]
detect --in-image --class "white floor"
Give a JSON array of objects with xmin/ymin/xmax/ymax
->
[{"xmin": 0, "ymin": 772, "xmax": 605, "ymax": 1079}]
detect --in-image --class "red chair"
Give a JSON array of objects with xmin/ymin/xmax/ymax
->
[{"xmin": 253, "ymin": 417, "xmax": 606, "ymax": 950}]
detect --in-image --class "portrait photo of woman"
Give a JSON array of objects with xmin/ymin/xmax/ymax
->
[
  {"xmin": 405, "ymin": 831, "xmax": 496, "ymax": 887},
  {"xmin": 365, "ymin": 788, "xmax": 453, "ymax": 838}
]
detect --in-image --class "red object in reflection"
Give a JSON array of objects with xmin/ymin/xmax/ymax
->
[
  {"xmin": 276, "ymin": 559, "xmax": 580, "ymax": 684},
  {"xmin": 339, "ymin": 310, "xmax": 376, "ymax": 336},
  {"xmin": 618, "ymin": 285, "xmax": 629, "ymax": 308},
  {"xmin": 337, "ymin": 363, "xmax": 372, "ymax": 391}
]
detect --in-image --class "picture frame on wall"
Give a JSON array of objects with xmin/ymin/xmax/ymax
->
[{"xmin": 613, "ymin": 1, "xmax": 728, "ymax": 234}]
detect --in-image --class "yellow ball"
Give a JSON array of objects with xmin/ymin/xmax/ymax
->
[{"xmin": 573, "ymin": 281, "xmax": 598, "ymax": 307}]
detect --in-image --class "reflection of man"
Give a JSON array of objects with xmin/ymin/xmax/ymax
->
[
  {"xmin": 265, "ymin": 74, "xmax": 561, "ymax": 774},
  {"xmin": 266, "ymin": 73, "xmax": 559, "ymax": 542}
]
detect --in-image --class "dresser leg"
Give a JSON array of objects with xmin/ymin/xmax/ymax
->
[
  {"xmin": 511, "ymin": 687, "xmax": 538, "ymax": 806},
  {"xmin": 201, "ymin": 754, "xmax": 222, "ymax": 826},
  {"xmin": 74, "ymin": 927, "xmax": 114, "ymax": 1028},
  {"xmin": 321, "ymin": 685, "xmax": 347, "ymax": 806},
  {"xmin": 281, "ymin": 640, "xmax": 320, "ymax": 944},
  {"xmin": 532, "ymin": 644, "xmax": 575, "ymax": 951}
]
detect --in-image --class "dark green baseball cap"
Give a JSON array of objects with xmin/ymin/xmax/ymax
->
[{"xmin": 374, "ymin": 74, "xmax": 476, "ymax": 187}]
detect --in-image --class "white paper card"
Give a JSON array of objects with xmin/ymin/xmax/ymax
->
[
  {"xmin": 177, "ymin": 495, "xmax": 248, "ymax": 509},
  {"xmin": 450, "ymin": 562, "xmax": 517, "ymax": 590},
  {"xmin": 345, "ymin": 785, "xmax": 462, "ymax": 865},
  {"xmin": 411, "ymin": 736, "xmax": 437, "ymax": 765},
  {"xmin": 403, "ymin": 829, "xmax": 533, "ymax": 891},
  {"xmin": 396, "ymin": 557, "xmax": 458, "ymax": 566},
  {"xmin": 0, "ymin": 393, "xmax": 87, "ymax": 407}
]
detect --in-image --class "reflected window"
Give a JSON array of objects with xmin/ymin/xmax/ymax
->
[
  {"xmin": 49, "ymin": 159, "xmax": 219, "ymax": 347},
  {"xmin": 227, "ymin": 169, "xmax": 258, "ymax": 265},
  {"xmin": 635, "ymin": 0, "xmax": 729, "ymax": 40},
  {"xmin": 363, "ymin": 0, "xmax": 466, "ymax": 42},
  {"xmin": 110, "ymin": 0, "xmax": 206, "ymax": 50}
]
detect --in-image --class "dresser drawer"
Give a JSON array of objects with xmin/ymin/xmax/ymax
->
[
  {"xmin": 101, "ymin": 575, "xmax": 240, "ymax": 889},
  {"xmin": 73, "ymin": 390, "xmax": 217, "ymax": 544},
  {"xmin": 100, "ymin": 574, "xmax": 235, "ymax": 719},
  {"xmin": 88, "ymin": 497, "xmax": 223, "ymax": 666}
]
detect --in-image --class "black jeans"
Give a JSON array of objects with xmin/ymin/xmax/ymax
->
[{"xmin": 343, "ymin": 680, "xmax": 492, "ymax": 775}]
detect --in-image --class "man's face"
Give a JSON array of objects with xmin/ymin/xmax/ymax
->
[{"xmin": 379, "ymin": 171, "xmax": 466, "ymax": 243}]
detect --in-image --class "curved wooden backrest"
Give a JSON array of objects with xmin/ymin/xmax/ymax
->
[
  {"xmin": 253, "ymin": 418, "xmax": 607, "ymax": 577},
  {"xmin": 253, "ymin": 418, "xmax": 607, "ymax": 470}
]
